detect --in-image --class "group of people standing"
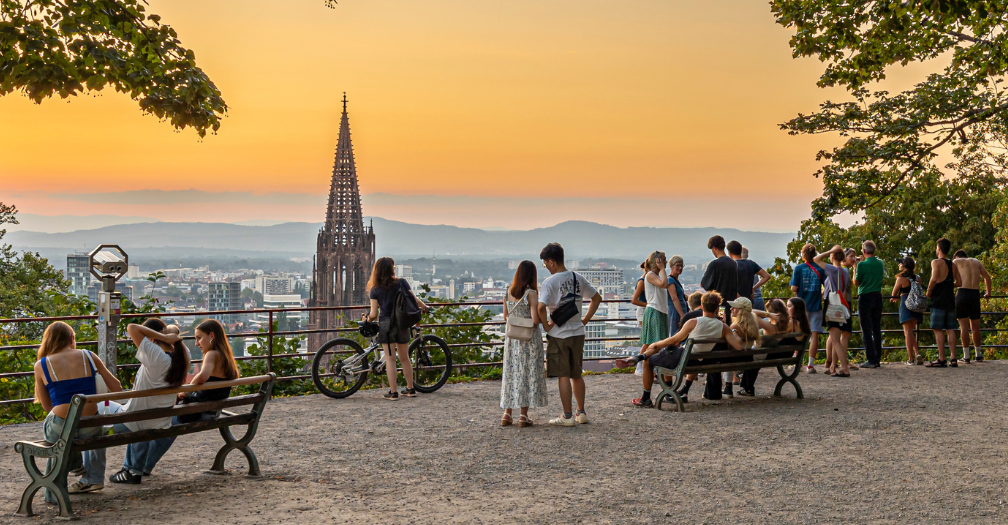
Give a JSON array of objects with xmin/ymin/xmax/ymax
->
[{"xmin": 789, "ymin": 237, "xmax": 993, "ymax": 372}]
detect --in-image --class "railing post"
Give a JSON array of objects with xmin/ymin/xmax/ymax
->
[{"xmin": 267, "ymin": 311, "xmax": 274, "ymax": 374}]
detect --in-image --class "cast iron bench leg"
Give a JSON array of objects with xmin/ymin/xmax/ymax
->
[
  {"xmin": 774, "ymin": 364, "xmax": 803, "ymax": 399},
  {"xmin": 652, "ymin": 367, "xmax": 685, "ymax": 412},
  {"xmin": 209, "ymin": 423, "xmax": 261, "ymax": 477},
  {"xmin": 15, "ymin": 441, "xmax": 75, "ymax": 519}
]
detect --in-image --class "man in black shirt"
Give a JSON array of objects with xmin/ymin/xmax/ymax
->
[
  {"xmin": 700, "ymin": 235, "xmax": 738, "ymax": 324},
  {"xmin": 727, "ymin": 240, "xmax": 770, "ymax": 300}
]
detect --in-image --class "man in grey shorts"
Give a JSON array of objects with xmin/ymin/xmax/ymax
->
[
  {"xmin": 953, "ymin": 249, "xmax": 993, "ymax": 362},
  {"xmin": 537, "ymin": 243, "xmax": 602, "ymax": 427}
]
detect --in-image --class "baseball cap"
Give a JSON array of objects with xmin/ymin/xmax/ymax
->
[{"xmin": 727, "ymin": 297, "xmax": 753, "ymax": 311}]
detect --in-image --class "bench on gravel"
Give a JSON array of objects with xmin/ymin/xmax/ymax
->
[
  {"xmin": 15, "ymin": 373, "xmax": 276, "ymax": 520},
  {"xmin": 652, "ymin": 333, "xmax": 808, "ymax": 412}
]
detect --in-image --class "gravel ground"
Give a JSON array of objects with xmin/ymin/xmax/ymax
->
[{"xmin": 2, "ymin": 362, "xmax": 1008, "ymax": 524}]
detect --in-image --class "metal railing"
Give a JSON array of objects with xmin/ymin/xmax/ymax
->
[
  {"xmin": 3, "ymin": 295, "xmax": 1007, "ymax": 408},
  {"xmin": 0, "ymin": 299, "xmax": 642, "ymax": 407}
]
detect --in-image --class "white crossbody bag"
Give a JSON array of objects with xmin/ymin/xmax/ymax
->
[{"xmin": 505, "ymin": 289, "xmax": 535, "ymax": 341}]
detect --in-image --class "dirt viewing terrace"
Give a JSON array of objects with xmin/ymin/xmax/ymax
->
[{"xmin": 1, "ymin": 363, "xmax": 1008, "ymax": 524}]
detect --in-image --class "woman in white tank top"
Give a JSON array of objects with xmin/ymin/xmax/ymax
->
[{"xmin": 639, "ymin": 251, "xmax": 672, "ymax": 358}]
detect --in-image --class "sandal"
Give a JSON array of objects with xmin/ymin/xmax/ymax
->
[
  {"xmin": 925, "ymin": 360, "xmax": 947, "ymax": 368},
  {"xmin": 949, "ymin": 359, "xmax": 958, "ymax": 368},
  {"xmin": 518, "ymin": 415, "xmax": 534, "ymax": 427},
  {"xmin": 830, "ymin": 371, "xmax": 851, "ymax": 378},
  {"xmin": 501, "ymin": 413, "xmax": 513, "ymax": 426}
]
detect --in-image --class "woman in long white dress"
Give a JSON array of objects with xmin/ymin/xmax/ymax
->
[{"xmin": 500, "ymin": 260, "xmax": 552, "ymax": 427}]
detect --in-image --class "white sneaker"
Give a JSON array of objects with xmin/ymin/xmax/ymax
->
[
  {"xmin": 68, "ymin": 480, "xmax": 103, "ymax": 494},
  {"xmin": 548, "ymin": 414, "xmax": 576, "ymax": 427},
  {"xmin": 575, "ymin": 412, "xmax": 589, "ymax": 425}
]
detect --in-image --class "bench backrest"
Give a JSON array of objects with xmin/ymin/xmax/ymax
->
[
  {"xmin": 55, "ymin": 374, "xmax": 276, "ymax": 447},
  {"xmin": 675, "ymin": 333, "xmax": 809, "ymax": 371}
]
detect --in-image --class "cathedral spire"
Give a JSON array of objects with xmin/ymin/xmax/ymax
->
[{"xmin": 309, "ymin": 93, "xmax": 377, "ymax": 346}]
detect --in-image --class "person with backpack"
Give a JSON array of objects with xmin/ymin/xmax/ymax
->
[
  {"xmin": 816, "ymin": 245, "xmax": 852, "ymax": 377},
  {"xmin": 790, "ymin": 243, "xmax": 824, "ymax": 373},
  {"xmin": 362, "ymin": 257, "xmax": 430, "ymax": 400},
  {"xmin": 891, "ymin": 257, "xmax": 926, "ymax": 365}
]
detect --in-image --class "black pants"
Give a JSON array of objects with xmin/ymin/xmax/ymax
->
[
  {"xmin": 859, "ymin": 292, "xmax": 883, "ymax": 365},
  {"xmin": 740, "ymin": 369, "xmax": 757, "ymax": 392}
]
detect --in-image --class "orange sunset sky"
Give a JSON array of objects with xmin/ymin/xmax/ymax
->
[{"xmin": 1, "ymin": 0, "xmax": 879, "ymax": 231}]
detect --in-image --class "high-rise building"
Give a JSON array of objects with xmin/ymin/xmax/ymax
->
[
  {"xmin": 256, "ymin": 276, "xmax": 294, "ymax": 295},
  {"xmin": 66, "ymin": 254, "xmax": 91, "ymax": 297},
  {"xmin": 579, "ymin": 267, "xmax": 625, "ymax": 296},
  {"xmin": 208, "ymin": 282, "xmax": 242, "ymax": 315},
  {"xmin": 308, "ymin": 94, "xmax": 376, "ymax": 351},
  {"xmin": 396, "ymin": 265, "xmax": 413, "ymax": 283}
]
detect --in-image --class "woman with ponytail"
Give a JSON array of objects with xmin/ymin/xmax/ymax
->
[{"xmin": 85, "ymin": 318, "xmax": 189, "ymax": 486}]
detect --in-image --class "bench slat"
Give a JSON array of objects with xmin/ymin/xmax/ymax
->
[
  {"xmin": 72, "ymin": 413, "xmax": 257, "ymax": 451},
  {"xmin": 678, "ymin": 357, "xmax": 801, "ymax": 375},
  {"xmin": 81, "ymin": 374, "xmax": 272, "ymax": 404},
  {"xmin": 77, "ymin": 393, "xmax": 264, "ymax": 429}
]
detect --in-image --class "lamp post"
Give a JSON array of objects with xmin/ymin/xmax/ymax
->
[{"xmin": 89, "ymin": 244, "xmax": 128, "ymax": 375}]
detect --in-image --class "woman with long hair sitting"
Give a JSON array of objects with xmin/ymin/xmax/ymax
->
[
  {"xmin": 131, "ymin": 318, "xmax": 241, "ymax": 478},
  {"xmin": 34, "ymin": 321, "xmax": 123, "ymax": 498},
  {"xmin": 362, "ymin": 257, "xmax": 430, "ymax": 400}
]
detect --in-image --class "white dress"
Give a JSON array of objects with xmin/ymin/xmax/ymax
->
[{"xmin": 500, "ymin": 291, "xmax": 548, "ymax": 409}]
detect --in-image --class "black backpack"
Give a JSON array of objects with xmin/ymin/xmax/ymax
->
[{"xmin": 394, "ymin": 279, "xmax": 423, "ymax": 330}]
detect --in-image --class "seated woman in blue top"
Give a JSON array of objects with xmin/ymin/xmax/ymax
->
[{"xmin": 33, "ymin": 321, "xmax": 122, "ymax": 502}]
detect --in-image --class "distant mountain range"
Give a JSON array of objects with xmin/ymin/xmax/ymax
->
[{"xmin": 6, "ymin": 218, "xmax": 794, "ymax": 267}]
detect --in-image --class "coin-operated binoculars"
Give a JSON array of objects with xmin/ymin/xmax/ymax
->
[{"xmin": 89, "ymin": 245, "xmax": 128, "ymax": 375}]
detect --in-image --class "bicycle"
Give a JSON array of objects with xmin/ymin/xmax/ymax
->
[{"xmin": 311, "ymin": 319, "xmax": 453, "ymax": 398}]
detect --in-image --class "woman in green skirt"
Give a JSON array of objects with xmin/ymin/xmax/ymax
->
[{"xmin": 640, "ymin": 250, "xmax": 672, "ymax": 358}]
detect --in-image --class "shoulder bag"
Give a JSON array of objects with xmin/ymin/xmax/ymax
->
[
  {"xmin": 504, "ymin": 288, "xmax": 535, "ymax": 341},
  {"xmin": 823, "ymin": 266, "xmax": 850, "ymax": 322},
  {"xmin": 549, "ymin": 272, "xmax": 581, "ymax": 327},
  {"xmin": 905, "ymin": 276, "xmax": 928, "ymax": 313}
]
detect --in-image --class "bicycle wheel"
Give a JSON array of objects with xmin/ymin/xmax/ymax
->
[
  {"xmin": 410, "ymin": 334, "xmax": 452, "ymax": 393},
  {"xmin": 312, "ymin": 338, "xmax": 369, "ymax": 398}
]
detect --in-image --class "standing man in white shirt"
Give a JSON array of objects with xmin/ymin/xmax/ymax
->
[{"xmin": 537, "ymin": 243, "xmax": 602, "ymax": 427}]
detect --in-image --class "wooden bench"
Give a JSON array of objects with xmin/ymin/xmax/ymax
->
[
  {"xmin": 15, "ymin": 373, "xmax": 276, "ymax": 520},
  {"xmin": 652, "ymin": 333, "xmax": 808, "ymax": 412}
]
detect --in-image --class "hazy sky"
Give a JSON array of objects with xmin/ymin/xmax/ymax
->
[{"xmin": 1, "ymin": 0, "xmax": 846, "ymax": 231}]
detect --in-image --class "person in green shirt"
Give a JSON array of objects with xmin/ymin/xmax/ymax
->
[{"xmin": 852, "ymin": 241, "xmax": 885, "ymax": 368}]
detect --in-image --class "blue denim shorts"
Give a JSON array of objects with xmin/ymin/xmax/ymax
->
[{"xmin": 930, "ymin": 307, "xmax": 957, "ymax": 330}]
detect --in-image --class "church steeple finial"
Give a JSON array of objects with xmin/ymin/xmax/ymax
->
[{"xmin": 342, "ymin": 92, "xmax": 347, "ymax": 112}]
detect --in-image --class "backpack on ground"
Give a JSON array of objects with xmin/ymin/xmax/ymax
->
[
  {"xmin": 905, "ymin": 276, "xmax": 928, "ymax": 313},
  {"xmin": 394, "ymin": 279, "xmax": 423, "ymax": 330}
]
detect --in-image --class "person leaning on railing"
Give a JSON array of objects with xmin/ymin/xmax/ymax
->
[
  {"xmin": 32, "ymin": 321, "xmax": 123, "ymax": 504},
  {"xmin": 84, "ymin": 319, "xmax": 189, "ymax": 487}
]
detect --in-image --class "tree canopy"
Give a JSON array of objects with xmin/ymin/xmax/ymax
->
[
  {"xmin": 1, "ymin": 1, "xmax": 336, "ymax": 136},
  {"xmin": 772, "ymin": 0, "xmax": 1008, "ymax": 276}
]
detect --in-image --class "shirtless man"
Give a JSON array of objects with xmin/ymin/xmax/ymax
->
[
  {"xmin": 925, "ymin": 238, "xmax": 963, "ymax": 367},
  {"xmin": 953, "ymin": 250, "xmax": 993, "ymax": 363}
]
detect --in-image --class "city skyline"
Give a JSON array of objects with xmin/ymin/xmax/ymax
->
[{"xmin": 1, "ymin": 1, "xmax": 929, "ymax": 230}]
